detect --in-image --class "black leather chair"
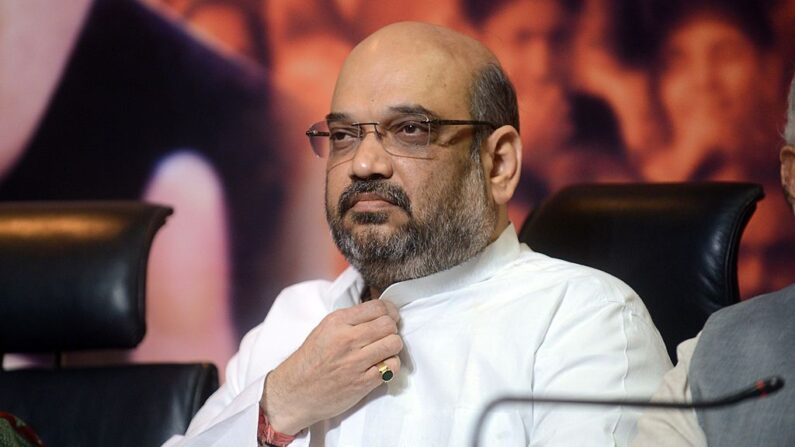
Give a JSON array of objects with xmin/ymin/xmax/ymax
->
[
  {"xmin": 518, "ymin": 183, "xmax": 764, "ymax": 361},
  {"xmin": 0, "ymin": 202, "xmax": 218, "ymax": 446}
]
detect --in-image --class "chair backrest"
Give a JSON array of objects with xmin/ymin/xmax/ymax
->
[
  {"xmin": 0, "ymin": 202, "xmax": 219, "ymax": 447},
  {"xmin": 518, "ymin": 183, "xmax": 764, "ymax": 361}
]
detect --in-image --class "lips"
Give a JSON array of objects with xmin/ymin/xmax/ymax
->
[
  {"xmin": 342, "ymin": 192, "xmax": 400, "ymax": 214},
  {"xmin": 350, "ymin": 192, "xmax": 396, "ymax": 209}
]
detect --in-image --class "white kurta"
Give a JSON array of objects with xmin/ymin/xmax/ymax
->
[
  {"xmin": 631, "ymin": 336, "xmax": 706, "ymax": 447},
  {"xmin": 164, "ymin": 225, "xmax": 671, "ymax": 446}
]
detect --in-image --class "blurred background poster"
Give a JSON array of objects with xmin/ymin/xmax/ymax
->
[{"xmin": 2, "ymin": 0, "xmax": 793, "ymax": 376}]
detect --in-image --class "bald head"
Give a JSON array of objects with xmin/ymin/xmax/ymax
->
[
  {"xmin": 332, "ymin": 22, "xmax": 494, "ymax": 114},
  {"xmin": 341, "ymin": 21, "xmax": 496, "ymax": 82},
  {"xmin": 331, "ymin": 22, "xmax": 518, "ymax": 154}
]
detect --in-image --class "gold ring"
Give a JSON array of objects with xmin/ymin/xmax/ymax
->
[{"xmin": 377, "ymin": 362, "xmax": 394, "ymax": 382}]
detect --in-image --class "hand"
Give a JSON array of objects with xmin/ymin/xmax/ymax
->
[{"xmin": 261, "ymin": 299, "xmax": 403, "ymax": 435}]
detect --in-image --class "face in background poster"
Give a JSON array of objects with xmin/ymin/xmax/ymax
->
[{"xmin": 3, "ymin": 0, "xmax": 794, "ymax": 374}]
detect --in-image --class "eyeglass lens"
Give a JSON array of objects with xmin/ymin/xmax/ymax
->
[{"xmin": 308, "ymin": 114, "xmax": 437, "ymax": 160}]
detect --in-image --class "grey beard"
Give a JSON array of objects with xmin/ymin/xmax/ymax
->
[{"xmin": 327, "ymin": 162, "xmax": 496, "ymax": 292}]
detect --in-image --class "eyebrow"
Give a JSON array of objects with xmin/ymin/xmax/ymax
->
[
  {"xmin": 388, "ymin": 104, "xmax": 440, "ymax": 119},
  {"xmin": 324, "ymin": 104, "xmax": 442, "ymax": 123},
  {"xmin": 325, "ymin": 112, "xmax": 350, "ymax": 122}
]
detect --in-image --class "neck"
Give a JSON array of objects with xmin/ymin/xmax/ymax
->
[
  {"xmin": 361, "ymin": 285, "xmax": 381, "ymax": 301},
  {"xmin": 492, "ymin": 209, "xmax": 510, "ymax": 242}
]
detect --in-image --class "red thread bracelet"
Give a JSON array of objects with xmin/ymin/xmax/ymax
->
[{"xmin": 258, "ymin": 405, "xmax": 297, "ymax": 447}]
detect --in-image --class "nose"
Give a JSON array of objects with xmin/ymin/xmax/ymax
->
[{"xmin": 349, "ymin": 125, "xmax": 394, "ymax": 180}]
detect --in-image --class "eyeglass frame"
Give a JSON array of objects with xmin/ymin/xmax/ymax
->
[{"xmin": 305, "ymin": 113, "xmax": 499, "ymax": 159}]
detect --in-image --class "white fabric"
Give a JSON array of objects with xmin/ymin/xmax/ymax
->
[
  {"xmin": 164, "ymin": 225, "xmax": 671, "ymax": 446},
  {"xmin": 631, "ymin": 336, "xmax": 708, "ymax": 447}
]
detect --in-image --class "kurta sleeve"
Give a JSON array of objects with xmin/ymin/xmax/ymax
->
[
  {"xmin": 160, "ymin": 282, "xmax": 329, "ymax": 447},
  {"xmin": 161, "ymin": 323, "xmax": 270, "ymax": 446},
  {"xmin": 161, "ymin": 323, "xmax": 311, "ymax": 447},
  {"xmin": 529, "ymin": 277, "xmax": 672, "ymax": 446},
  {"xmin": 631, "ymin": 336, "xmax": 707, "ymax": 447}
]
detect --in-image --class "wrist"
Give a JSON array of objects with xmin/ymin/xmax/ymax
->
[
  {"xmin": 261, "ymin": 370, "xmax": 307, "ymax": 436},
  {"xmin": 258, "ymin": 404, "xmax": 297, "ymax": 447}
]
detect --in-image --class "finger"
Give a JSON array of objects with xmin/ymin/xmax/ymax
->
[
  {"xmin": 350, "ymin": 314, "xmax": 398, "ymax": 348},
  {"xmin": 365, "ymin": 355, "xmax": 401, "ymax": 385},
  {"xmin": 336, "ymin": 299, "xmax": 397, "ymax": 326},
  {"xmin": 357, "ymin": 333, "xmax": 403, "ymax": 366},
  {"xmin": 379, "ymin": 299, "xmax": 400, "ymax": 323}
]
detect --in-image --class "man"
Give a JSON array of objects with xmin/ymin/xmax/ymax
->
[
  {"xmin": 165, "ymin": 22, "xmax": 670, "ymax": 446},
  {"xmin": 632, "ymin": 73, "xmax": 795, "ymax": 446}
]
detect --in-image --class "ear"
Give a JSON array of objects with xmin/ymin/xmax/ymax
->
[
  {"xmin": 483, "ymin": 125, "xmax": 522, "ymax": 205},
  {"xmin": 781, "ymin": 145, "xmax": 795, "ymax": 202}
]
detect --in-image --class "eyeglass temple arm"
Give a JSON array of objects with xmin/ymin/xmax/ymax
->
[{"xmin": 434, "ymin": 119, "xmax": 498, "ymax": 128}]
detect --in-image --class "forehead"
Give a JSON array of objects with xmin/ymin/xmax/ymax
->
[
  {"xmin": 330, "ymin": 40, "xmax": 474, "ymax": 121},
  {"xmin": 666, "ymin": 16, "xmax": 755, "ymax": 55}
]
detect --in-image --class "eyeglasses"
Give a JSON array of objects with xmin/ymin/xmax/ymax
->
[{"xmin": 305, "ymin": 113, "xmax": 497, "ymax": 160}]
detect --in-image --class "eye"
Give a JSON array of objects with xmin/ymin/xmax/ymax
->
[
  {"xmin": 328, "ymin": 125, "xmax": 357, "ymax": 140},
  {"xmin": 395, "ymin": 120, "xmax": 430, "ymax": 135},
  {"xmin": 330, "ymin": 131, "xmax": 350, "ymax": 141},
  {"xmin": 327, "ymin": 125, "xmax": 359, "ymax": 150},
  {"xmin": 389, "ymin": 117, "xmax": 431, "ymax": 146}
]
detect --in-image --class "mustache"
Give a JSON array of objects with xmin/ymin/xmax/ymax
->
[{"xmin": 338, "ymin": 179, "xmax": 412, "ymax": 216}]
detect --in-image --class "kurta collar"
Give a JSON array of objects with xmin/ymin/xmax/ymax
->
[{"xmin": 329, "ymin": 224, "xmax": 522, "ymax": 311}]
